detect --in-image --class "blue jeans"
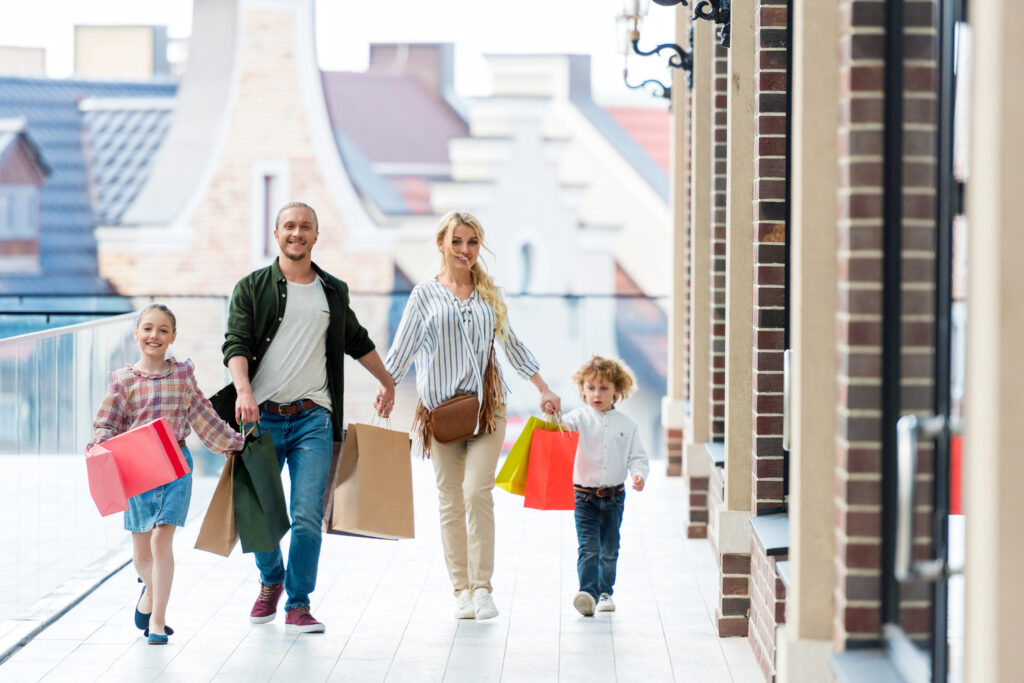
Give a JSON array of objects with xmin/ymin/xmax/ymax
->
[
  {"xmin": 574, "ymin": 489, "xmax": 625, "ymax": 599},
  {"xmin": 254, "ymin": 405, "xmax": 333, "ymax": 611}
]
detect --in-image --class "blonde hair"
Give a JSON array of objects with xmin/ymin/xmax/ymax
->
[
  {"xmin": 436, "ymin": 210, "xmax": 509, "ymax": 341},
  {"xmin": 136, "ymin": 303, "xmax": 177, "ymax": 331},
  {"xmin": 572, "ymin": 355, "xmax": 637, "ymax": 404}
]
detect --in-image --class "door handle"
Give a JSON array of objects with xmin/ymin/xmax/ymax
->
[
  {"xmin": 895, "ymin": 414, "xmax": 948, "ymax": 583},
  {"xmin": 782, "ymin": 349, "xmax": 791, "ymax": 452}
]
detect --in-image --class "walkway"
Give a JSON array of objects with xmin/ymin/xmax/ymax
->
[{"xmin": 1, "ymin": 460, "xmax": 760, "ymax": 682}]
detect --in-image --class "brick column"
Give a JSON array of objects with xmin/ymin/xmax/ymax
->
[
  {"xmin": 664, "ymin": 5, "xmax": 692, "ymax": 478},
  {"xmin": 710, "ymin": 41, "xmax": 728, "ymax": 443},
  {"xmin": 751, "ymin": 0, "xmax": 788, "ymax": 515},
  {"xmin": 684, "ymin": 18, "xmax": 716, "ymax": 539}
]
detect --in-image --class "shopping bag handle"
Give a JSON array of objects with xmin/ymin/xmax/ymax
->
[
  {"xmin": 369, "ymin": 413, "xmax": 393, "ymax": 430},
  {"xmin": 241, "ymin": 422, "xmax": 261, "ymax": 439},
  {"xmin": 542, "ymin": 411, "xmax": 570, "ymax": 436}
]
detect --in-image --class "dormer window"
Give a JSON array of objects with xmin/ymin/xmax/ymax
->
[{"xmin": 0, "ymin": 118, "xmax": 50, "ymax": 274}]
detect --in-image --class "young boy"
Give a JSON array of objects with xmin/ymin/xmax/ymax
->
[{"xmin": 562, "ymin": 355, "xmax": 649, "ymax": 616}]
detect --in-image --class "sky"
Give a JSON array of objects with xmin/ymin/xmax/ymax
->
[{"xmin": 0, "ymin": 0, "xmax": 680, "ymax": 103}]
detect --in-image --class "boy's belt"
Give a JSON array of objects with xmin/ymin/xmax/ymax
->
[
  {"xmin": 261, "ymin": 399, "xmax": 318, "ymax": 416},
  {"xmin": 574, "ymin": 484, "xmax": 625, "ymax": 498}
]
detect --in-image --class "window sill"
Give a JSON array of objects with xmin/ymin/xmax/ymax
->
[
  {"xmin": 830, "ymin": 649, "xmax": 906, "ymax": 683},
  {"xmin": 749, "ymin": 513, "xmax": 789, "ymax": 556}
]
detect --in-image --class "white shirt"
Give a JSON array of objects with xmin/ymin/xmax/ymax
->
[
  {"xmin": 384, "ymin": 279, "xmax": 541, "ymax": 409},
  {"xmin": 250, "ymin": 278, "xmax": 332, "ymax": 410},
  {"xmin": 563, "ymin": 405, "xmax": 649, "ymax": 488}
]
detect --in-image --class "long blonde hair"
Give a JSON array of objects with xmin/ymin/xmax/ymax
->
[{"xmin": 436, "ymin": 210, "xmax": 509, "ymax": 341}]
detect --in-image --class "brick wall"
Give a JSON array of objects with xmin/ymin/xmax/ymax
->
[
  {"xmin": 833, "ymin": 0, "xmax": 938, "ymax": 647},
  {"xmin": 689, "ymin": 469, "xmax": 710, "ymax": 538},
  {"xmin": 98, "ymin": 8, "xmax": 394, "ymax": 300},
  {"xmin": 751, "ymin": 0, "xmax": 788, "ymax": 514},
  {"xmin": 749, "ymin": 541, "xmax": 787, "ymax": 681},
  {"xmin": 710, "ymin": 42, "xmax": 728, "ymax": 441}
]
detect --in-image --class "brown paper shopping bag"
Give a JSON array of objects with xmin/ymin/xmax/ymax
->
[
  {"xmin": 326, "ymin": 423, "xmax": 414, "ymax": 540},
  {"xmin": 195, "ymin": 453, "xmax": 239, "ymax": 556}
]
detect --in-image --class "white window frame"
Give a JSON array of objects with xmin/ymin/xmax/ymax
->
[
  {"xmin": 250, "ymin": 161, "xmax": 290, "ymax": 267},
  {"xmin": 0, "ymin": 185, "xmax": 40, "ymax": 240}
]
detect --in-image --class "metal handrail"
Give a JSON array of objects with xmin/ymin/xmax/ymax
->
[{"xmin": 0, "ymin": 312, "xmax": 136, "ymax": 348}]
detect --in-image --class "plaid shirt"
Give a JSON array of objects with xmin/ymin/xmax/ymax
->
[{"xmin": 88, "ymin": 359, "xmax": 245, "ymax": 454}]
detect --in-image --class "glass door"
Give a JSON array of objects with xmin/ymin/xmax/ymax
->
[{"xmin": 880, "ymin": 0, "xmax": 968, "ymax": 680}]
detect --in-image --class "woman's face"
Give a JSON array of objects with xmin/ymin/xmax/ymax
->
[{"xmin": 441, "ymin": 222, "xmax": 481, "ymax": 274}]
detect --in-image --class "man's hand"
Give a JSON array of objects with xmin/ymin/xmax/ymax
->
[
  {"xmin": 374, "ymin": 383, "xmax": 395, "ymax": 418},
  {"xmin": 633, "ymin": 475, "xmax": 645, "ymax": 491},
  {"xmin": 235, "ymin": 387, "xmax": 260, "ymax": 426}
]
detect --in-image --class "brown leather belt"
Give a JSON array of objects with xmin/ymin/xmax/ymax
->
[
  {"xmin": 261, "ymin": 399, "xmax": 318, "ymax": 416},
  {"xmin": 574, "ymin": 484, "xmax": 625, "ymax": 498}
]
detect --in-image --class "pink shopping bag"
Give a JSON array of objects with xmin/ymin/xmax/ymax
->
[{"xmin": 85, "ymin": 417, "xmax": 191, "ymax": 516}]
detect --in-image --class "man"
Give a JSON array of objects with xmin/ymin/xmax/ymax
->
[{"xmin": 219, "ymin": 201, "xmax": 395, "ymax": 633}]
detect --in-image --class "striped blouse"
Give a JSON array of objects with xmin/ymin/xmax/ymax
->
[
  {"xmin": 384, "ymin": 279, "xmax": 541, "ymax": 410},
  {"xmin": 87, "ymin": 359, "xmax": 245, "ymax": 454}
]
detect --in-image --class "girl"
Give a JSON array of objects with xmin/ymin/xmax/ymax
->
[
  {"xmin": 375, "ymin": 210, "xmax": 561, "ymax": 620},
  {"xmin": 87, "ymin": 303, "xmax": 244, "ymax": 644},
  {"xmin": 561, "ymin": 355, "xmax": 649, "ymax": 617}
]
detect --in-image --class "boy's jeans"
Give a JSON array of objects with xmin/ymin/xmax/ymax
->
[
  {"xmin": 254, "ymin": 405, "xmax": 333, "ymax": 611},
  {"xmin": 574, "ymin": 489, "xmax": 626, "ymax": 599}
]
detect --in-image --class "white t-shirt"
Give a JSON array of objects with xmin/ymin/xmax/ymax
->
[{"xmin": 250, "ymin": 277, "xmax": 332, "ymax": 411}]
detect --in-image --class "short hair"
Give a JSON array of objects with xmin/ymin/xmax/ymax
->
[
  {"xmin": 572, "ymin": 354, "xmax": 637, "ymax": 404},
  {"xmin": 136, "ymin": 303, "xmax": 177, "ymax": 331},
  {"xmin": 275, "ymin": 201, "xmax": 318, "ymax": 230}
]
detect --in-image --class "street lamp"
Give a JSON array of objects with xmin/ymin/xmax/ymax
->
[{"xmin": 618, "ymin": 0, "xmax": 693, "ymax": 96}]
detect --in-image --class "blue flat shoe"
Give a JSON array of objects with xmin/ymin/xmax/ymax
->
[
  {"xmin": 134, "ymin": 580, "xmax": 150, "ymax": 631},
  {"xmin": 143, "ymin": 625, "xmax": 173, "ymax": 637},
  {"xmin": 147, "ymin": 632, "xmax": 169, "ymax": 645}
]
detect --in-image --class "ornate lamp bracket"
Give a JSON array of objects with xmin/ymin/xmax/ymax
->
[{"xmin": 692, "ymin": 0, "xmax": 731, "ymax": 48}]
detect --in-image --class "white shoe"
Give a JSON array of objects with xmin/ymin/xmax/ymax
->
[
  {"xmin": 455, "ymin": 589, "xmax": 475, "ymax": 619},
  {"xmin": 596, "ymin": 593, "xmax": 615, "ymax": 612},
  {"xmin": 573, "ymin": 591, "xmax": 596, "ymax": 616},
  {"xmin": 472, "ymin": 587, "xmax": 498, "ymax": 620}
]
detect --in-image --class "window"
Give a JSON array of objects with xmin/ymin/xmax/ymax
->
[
  {"xmin": 0, "ymin": 186, "xmax": 40, "ymax": 239},
  {"xmin": 250, "ymin": 162, "xmax": 289, "ymax": 266}
]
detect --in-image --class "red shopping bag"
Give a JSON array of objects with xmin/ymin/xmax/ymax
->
[
  {"xmin": 524, "ymin": 427, "xmax": 579, "ymax": 510},
  {"xmin": 85, "ymin": 417, "xmax": 191, "ymax": 516}
]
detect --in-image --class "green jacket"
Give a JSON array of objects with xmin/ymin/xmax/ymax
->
[{"xmin": 217, "ymin": 258, "xmax": 375, "ymax": 442}]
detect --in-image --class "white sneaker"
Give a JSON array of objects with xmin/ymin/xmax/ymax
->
[
  {"xmin": 573, "ymin": 591, "xmax": 596, "ymax": 616},
  {"xmin": 472, "ymin": 587, "xmax": 498, "ymax": 620},
  {"xmin": 596, "ymin": 593, "xmax": 615, "ymax": 612},
  {"xmin": 455, "ymin": 589, "xmax": 475, "ymax": 619}
]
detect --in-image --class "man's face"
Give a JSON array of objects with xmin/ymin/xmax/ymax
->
[{"xmin": 275, "ymin": 206, "xmax": 318, "ymax": 262}]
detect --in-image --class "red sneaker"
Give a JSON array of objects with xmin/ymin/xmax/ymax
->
[
  {"xmin": 249, "ymin": 581, "xmax": 283, "ymax": 624},
  {"xmin": 285, "ymin": 606, "xmax": 325, "ymax": 633}
]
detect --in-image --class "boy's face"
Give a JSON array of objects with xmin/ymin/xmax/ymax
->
[{"xmin": 581, "ymin": 374, "xmax": 616, "ymax": 412}]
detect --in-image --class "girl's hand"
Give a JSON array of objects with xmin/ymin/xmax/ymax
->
[
  {"xmin": 633, "ymin": 475, "xmax": 645, "ymax": 491},
  {"xmin": 539, "ymin": 388, "xmax": 561, "ymax": 416},
  {"xmin": 374, "ymin": 383, "xmax": 395, "ymax": 418}
]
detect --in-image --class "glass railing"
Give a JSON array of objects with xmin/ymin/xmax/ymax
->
[
  {"xmin": 0, "ymin": 312, "xmax": 139, "ymax": 624},
  {"xmin": 0, "ymin": 292, "xmax": 666, "ymax": 627}
]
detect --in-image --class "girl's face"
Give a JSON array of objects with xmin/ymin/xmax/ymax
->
[
  {"xmin": 581, "ymin": 373, "xmax": 616, "ymax": 412},
  {"xmin": 441, "ymin": 223, "xmax": 480, "ymax": 274},
  {"xmin": 134, "ymin": 310, "xmax": 176, "ymax": 362}
]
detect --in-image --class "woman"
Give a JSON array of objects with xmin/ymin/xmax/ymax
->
[{"xmin": 375, "ymin": 210, "xmax": 561, "ymax": 620}]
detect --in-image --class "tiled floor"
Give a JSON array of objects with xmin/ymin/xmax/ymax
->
[{"xmin": 1, "ymin": 459, "xmax": 761, "ymax": 682}]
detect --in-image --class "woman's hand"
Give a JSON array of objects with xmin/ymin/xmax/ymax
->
[
  {"xmin": 374, "ymin": 383, "xmax": 395, "ymax": 418},
  {"xmin": 539, "ymin": 388, "xmax": 561, "ymax": 416}
]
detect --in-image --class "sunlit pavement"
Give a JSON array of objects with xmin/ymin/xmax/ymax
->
[{"xmin": 1, "ymin": 459, "xmax": 760, "ymax": 682}]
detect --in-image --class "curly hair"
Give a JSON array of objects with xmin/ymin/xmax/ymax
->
[
  {"xmin": 571, "ymin": 354, "xmax": 637, "ymax": 404},
  {"xmin": 435, "ymin": 210, "xmax": 509, "ymax": 341}
]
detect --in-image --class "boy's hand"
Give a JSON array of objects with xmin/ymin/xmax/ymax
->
[{"xmin": 633, "ymin": 475, "xmax": 645, "ymax": 491}]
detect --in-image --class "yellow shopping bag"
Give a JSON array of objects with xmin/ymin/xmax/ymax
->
[{"xmin": 496, "ymin": 416, "xmax": 558, "ymax": 495}]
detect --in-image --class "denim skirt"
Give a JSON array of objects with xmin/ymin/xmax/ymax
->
[{"xmin": 123, "ymin": 446, "xmax": 194, "ymax": 532}]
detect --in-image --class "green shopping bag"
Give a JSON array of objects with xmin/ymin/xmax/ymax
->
[
  {"xmin": 234, "ymin": 425, "xmax": 291, "ymax": 553},
  {"xmin": 496, "ymin": 416, "xmax": 558, "ymax": 495}
]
